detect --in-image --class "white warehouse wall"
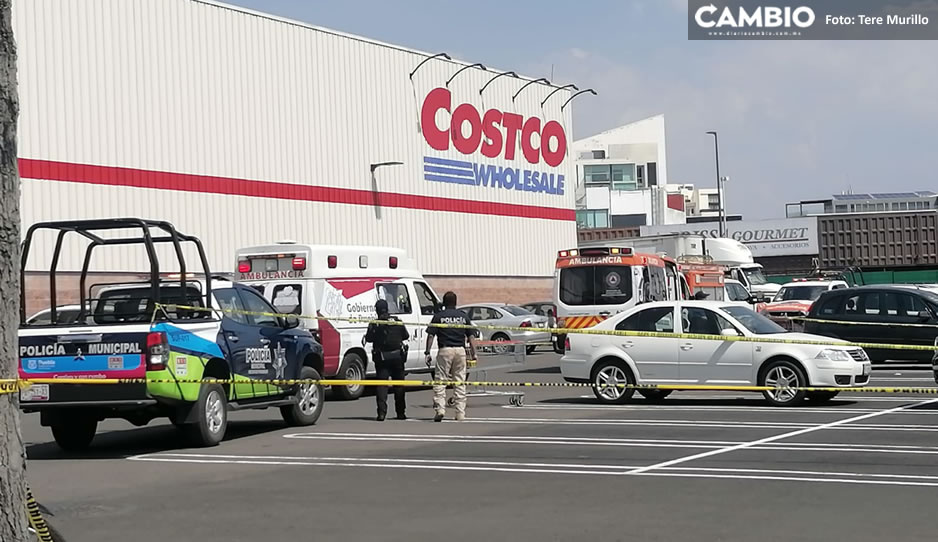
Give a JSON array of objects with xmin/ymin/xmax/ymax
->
[{"xmin": 13, "ymin": 0, "xmax": 577, "ymax": 277}]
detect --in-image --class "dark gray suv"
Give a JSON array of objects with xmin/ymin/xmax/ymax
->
[{"xmin": 804, "ymin": 285, "xmax": 938, "ymax": 366}]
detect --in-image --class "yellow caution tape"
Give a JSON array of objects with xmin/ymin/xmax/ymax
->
[
  {"xmin": 155, "ymin": 303, "xmax": 938, "ymax": 353},
  {"xmin": 0, "ymin": 379, "xmax": 28, "ymax": 396},
  {"xmin": 26, "ymin": 488, "xmax": 54, "ymax": 542},
  {"xmin": 11, "ymin": 377, "xmax": 938, "ymax": 395},
  {"xmin": 792, "ymin": 315, "xmax": 938, "ymax": 328}
]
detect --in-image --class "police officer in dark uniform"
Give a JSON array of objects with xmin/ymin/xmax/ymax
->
[
  {"xmin": 424, "ymin": 291, "xmax": 478, "ymax": 422},
  {"xmin": 364, "ymin": 299, "xmax": 410, "ymax": 421}
]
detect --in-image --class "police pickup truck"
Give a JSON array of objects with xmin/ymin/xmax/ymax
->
[{"xmin": 18, "ymin": 219, "xmax": 326, "ymax": 451}]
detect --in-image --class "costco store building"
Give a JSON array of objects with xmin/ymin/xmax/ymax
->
[{"xmin": 14, "ymin": 0, "xmax": 578, "ymax": 312}]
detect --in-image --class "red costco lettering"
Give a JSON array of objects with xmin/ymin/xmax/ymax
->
[
  {"xmin": 480, "ymin": 110, "xmax": 503, "ymax": 158},
  {"xmin": 420, "ymin": 87, "xmax": 567, "ymax": 167},
  {"xmin": 521, "ymin": 117, "xmax": 540, "ymax": 164},
  {"xmin": 451, "ymin": 103, "xmax": 482, "ymax": 155},
  {"xmin": 421, "ymin": 88, "xmax": 451, "ymax": 151}
]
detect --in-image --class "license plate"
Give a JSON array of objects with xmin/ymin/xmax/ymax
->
[{"xmin": 20, "ymin": 383, "xmax": 49, "ymax": 402}]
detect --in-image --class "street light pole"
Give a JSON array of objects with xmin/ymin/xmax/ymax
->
[
  {"xmin": 720, "ymin": 176, "xmax": 729, "ymax": 240},
  {"xmin": 705, "ymin": 131, "xmax": 724, "ymax": 237},
  {"xmin": 370, "ymin": 161, "xmax": 404, "ymax": 219}
]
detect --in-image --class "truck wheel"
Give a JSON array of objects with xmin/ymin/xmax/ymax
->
[
  {"xmin": 332, "ymin": 353, "xmax": 365, "ymax": 401},
  {"xmin": 526, "ymin": 345, "xmax": 537, "ymax": 355},
  {"xmin": 50, "ymin": 413, "xmax": 97, "ymax": 452},
  {"xmin": 281, "ymin": 366, "xmax": 324, "ymax": 426},
  {"xmin": 553, "ymin": 334, "xmax": 566, "ymax": 354},
  {"xmin": 186, "ymin": 380, "xmax": 228, "ymax": 447}
]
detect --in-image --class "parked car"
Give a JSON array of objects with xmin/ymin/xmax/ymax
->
[
  {"xmin": 520, "ymin": 301, "xmax": 559, "ymax": 352},
  {"xmin": 804, "ymin": 285, "xmax": 938, "ymax": 363},
  {"xmin": 761, "ymin": 279, "xmax": 849, "ymax": 331},
  {"xmin": 520, "ymin": 301, "xmax": 556, "ymax": 322},
  {"xmin": 561, "ymin": 300, "xmax": 871, "ymax": 406},
  {"xmin": 458, "ymin": 304, "xmax": 551, "ymax": 354},
  {"xmin": 25, "ymin": 304, "xmax": 89, "ymax": 326},
  {"xmin": 723, "ymin": 278, "xmax": 766, "ymax": 310}
]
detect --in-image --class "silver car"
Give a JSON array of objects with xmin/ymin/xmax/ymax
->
[{"xmin": 458, "ymin": 304, "xmax": 551, "ymax": 354}]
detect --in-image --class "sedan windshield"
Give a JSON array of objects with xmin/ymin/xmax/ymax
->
[
  {"xmin": 721, "ymin": 306, "xmax": 787, "ymax": 334},
  {"xmin": 502, "ymin": 305, "xmax": 532, "ymax": 317},
  {"xmin": 773, "ymin": 285, "xmax": 827, "ymax": 302}
]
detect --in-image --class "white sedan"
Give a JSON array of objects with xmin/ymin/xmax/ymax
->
[{"xmin": 560, "ymin": 301, "xmax": 871, "ymax": 406}]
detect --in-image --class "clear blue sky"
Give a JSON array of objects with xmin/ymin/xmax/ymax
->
[{"xmin": 226, "ymin": 0, "xmax": 938, "ymax": 219}]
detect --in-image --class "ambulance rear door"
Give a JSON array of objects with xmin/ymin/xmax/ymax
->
[
  {"xmin": 375, "ymin": 280, "xmax": 425, "ymax": 373},
  {"xmin": 409, "ymin": 279, "xmax": 441, "ymax": 373}
]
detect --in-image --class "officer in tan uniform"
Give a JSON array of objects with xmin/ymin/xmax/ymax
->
[{"xmin": 424, "ymin": 291, "xmax": 478, "ymax": 422}]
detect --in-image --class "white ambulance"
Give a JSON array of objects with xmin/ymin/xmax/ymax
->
[{"xmin": 234, "ymin": 242, "xmax": 443, "ymax": 400}]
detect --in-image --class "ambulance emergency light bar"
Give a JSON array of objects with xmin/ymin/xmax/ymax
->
[
  {"xmin": 327, "ymin": 255, "xmax": 398, "ymax": 269},
  {"xmin": 240, "ymin": 253, "xmax": 399, "ymax": 271},
  {"xmin": 237, "ymin": 254, "xmax": 307, "ymax": 273},
  {"xmin": 557, "ymin": 247, "xmax": 633, "ymax": 258}
]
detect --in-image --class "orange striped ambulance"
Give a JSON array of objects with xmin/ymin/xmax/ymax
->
[{"xmin": 553, "ymin": 247, "xmax": 679, "ymax": 348}]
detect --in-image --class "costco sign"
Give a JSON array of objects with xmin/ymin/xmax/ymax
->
[
  {"xmin": 421, "ymin": 87, "xmax": 567, "ymax": 167},
  {"xmin": 420, "ymin": 87, "xmax": 568, "ymax": 196}
]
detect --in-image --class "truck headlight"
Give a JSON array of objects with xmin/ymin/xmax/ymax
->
[{"xmin": 815, "ymin": 349, "xmax": 851, "ymax": 362}]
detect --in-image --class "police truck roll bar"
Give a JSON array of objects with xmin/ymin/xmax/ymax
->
[{"xmin": 20, "ymin": 218, "xmax": 214, "ymax": 325}]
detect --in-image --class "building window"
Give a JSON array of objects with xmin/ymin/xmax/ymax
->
[
  {"xmin": 835, "ymin": 204, "xmax": 848, "ymax": 212},
  {"xmin": 899, "ymin": 201, "xmax": 908, "ymax": 210},
  {"xmin": 707, "ymin": 194, "xmax": 720, "ymax": 210},
  {"xmin": 611, "ymin": 164, "xmax": 636, "ymax": 191},
  {"xmin": 583, "ymin": 165, "xmax": 610, "ymax": 184},
  {"xmin": 576, "ymin": 209, "xmax": 609, "ymax": 229}
]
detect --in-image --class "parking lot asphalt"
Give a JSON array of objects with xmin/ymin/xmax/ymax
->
[{"xmin": 21, "ymin": 352, "xmax": 938, "ymax": 542}]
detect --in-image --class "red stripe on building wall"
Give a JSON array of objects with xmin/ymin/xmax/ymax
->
[{"xmin": 17, "ymin": 159, "xmax": 576, "ymax": 222}]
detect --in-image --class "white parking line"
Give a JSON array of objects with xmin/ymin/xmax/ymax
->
[
  {"xmin": 282, "ymin": 432, "xmax": 938, "ymax": 455},
  {"xmin": 869, "ymin": 378, "xmax": 937, "ymax": 382},
  {"xmin": 127, "ymin": 453, "xmax": 638, "ymax": 476},
  {"xmin": 459, "ymin": 417, "xmax": 938, "ymax": 432},
  {"xmin": 573, "ymin": 394, "xmax": 933, "ymax": 403},
  {"xmin": 127, "ymin": 452, "xmax": 938, "ymax": 488},
  {"xmin": 627, "ymin": 398, "xmax": 938, "ymax": 475},
  {"xmin": 509, "ymin": 404, "xmax": 935, "ymax": 414},
  {"xmin": 637, "ymin": 471, "xmax": 938, "ymax": 488}
]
